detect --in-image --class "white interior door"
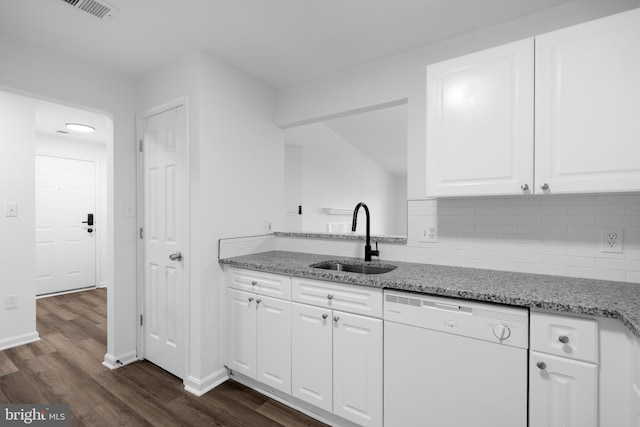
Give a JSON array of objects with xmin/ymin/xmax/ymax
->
[
  {"xmin": 142, "ymin": 105, "xmax": 186, "ymax": 379},
  {"xmin": 35, "ymin": 155, "xmax": 96, "ymax": 295}
]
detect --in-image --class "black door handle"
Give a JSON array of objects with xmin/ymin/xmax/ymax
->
[{"xmin": 82, "ymin": 213, "xmax": 94, "ymax": 226}]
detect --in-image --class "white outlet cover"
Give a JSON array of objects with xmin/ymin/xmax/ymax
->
[{"xmin": 601, "ymin": 227, "xmax": 623, "ymax": 254}]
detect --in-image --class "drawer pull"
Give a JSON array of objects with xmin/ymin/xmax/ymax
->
[
  {"xmin": 333, "ymin": 316, "xmax": 340, "ymax": 322},
  {"xmin": 536, "ymin": 361, "xmax": 547, "ymax": 370},
  {"xmin": 322, "ymin": 314, "xmax": 328, "ymax": 320},
  {"xmin": 256, "ymin": 299, "xmax": 262, "ymax": 304},
  {"xmin": 248, "ymin": 297, "xmax": 254, "ymax": 302},
  {"xmin": 558, "ymin": 335, "xmax": 569, "ymax": 344},
  {"xmin": 327, "ymin": 294, "xmax": 334, "ymax": 300},
  {"xmin": 251, "ymin": 280, "xmax": 257, "ymax": 286}
]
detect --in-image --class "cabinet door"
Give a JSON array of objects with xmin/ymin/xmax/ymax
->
[
  {"xmin": 256, "ymin": 295, "xmax": 291, "ymax": 395},
  {"xmin": 227, "ymin": 289, "xmax": 257, "ymax": 378},
  {"xmin": 529, "ymin": 351, "xmax": 597, "ymax": 427},
  {"xmin": 535, "ymin": 9, "xmax": 640, "ymax": 194},
  {"xmin": 333, "ymin": 311, "xmax": 383, "ymax": 427},
  {"xmin": 291, "ymin": 302, "xmax": 333, "ymax": 412},
  {"xmin": 426, "ymin": 38, "xmax": 534, "ymax": 197}
]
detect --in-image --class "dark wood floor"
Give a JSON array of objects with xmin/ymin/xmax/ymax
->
[{"xmin": 0, "ymin": 288, "xmax": 327, "ymax": 426}]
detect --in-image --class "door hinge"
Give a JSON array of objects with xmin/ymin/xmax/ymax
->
[
  {"xmin": 139, "ymin": 227, "xmax": 144, "ymax": 239},
  {"xmin": 139, "ymin": 139, "xmax": 144, "ymax": 152},
  {"xmin": 140, "ymin": 314, "xmax": 144, "ymax": 326}
]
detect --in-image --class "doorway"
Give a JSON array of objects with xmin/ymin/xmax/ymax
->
[{"xmin": 34, "ymin": 100, "xmax": 109, "ymax": 296}]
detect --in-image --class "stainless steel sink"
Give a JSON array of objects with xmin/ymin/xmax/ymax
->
[{"xmin": 311, "ymin": 261, "xmax": 397, "ymax": 275}]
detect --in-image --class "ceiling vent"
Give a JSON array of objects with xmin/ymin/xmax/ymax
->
[{"xmin": 59, "ymin": 0, "xmax": 119, "ymax": 21}]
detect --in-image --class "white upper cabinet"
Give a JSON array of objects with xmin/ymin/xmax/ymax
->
[
  {"xmin": 426, "ymin": 8, "xmax": 640, "ymax": 197},
  {"xmin": 535, "ymin": 8, "xmax": 640, "ymax": 194},
  {"xmin": 426, "ymin": 38, "xmax": 534, "ymax": 197}
]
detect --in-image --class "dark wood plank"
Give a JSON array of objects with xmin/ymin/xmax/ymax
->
[{"xmin": 0, "ymin": 288, "xmax": 328, "ymax": 427}]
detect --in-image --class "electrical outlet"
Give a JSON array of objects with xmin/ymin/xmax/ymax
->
[
  {"xmin": 601, "ymin": 227, "xmax": 623, "ymax": 254},
  {"xmin": 419, "ymin": 224, "xmax": 438, "ymax": 243},
  {"xmin": 4, "ymin": 294, "xmax": 18, "ymax": 310}
]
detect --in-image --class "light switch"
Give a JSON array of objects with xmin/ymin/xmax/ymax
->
[{"xmin": 4, "ymin": 202, "xmax": 17, "ymax": 217}]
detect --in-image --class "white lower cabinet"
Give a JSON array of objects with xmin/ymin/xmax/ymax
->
[
  {"xmin": 529, "ymin": 351, "xmax": 598, "ymax": 427},
  {"xmin": 291, "ymin": 302, "xmax": 333, "ymax": 412},
  {"xmin": 332, "ymin": 311, "xmax": 383, "ymax": 427},
  {"xmin": 291, "ymin": 302, "xmax": 383, "ymax": 427},
  {"xmin": 529, "ymin": 312, "xmax": 598, "ymax": 427},
  {"xmin": 227, "ymin": 288, "xmax": 291, "ymax": 394}
]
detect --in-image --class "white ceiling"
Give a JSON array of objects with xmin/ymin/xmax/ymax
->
[
  {"xmin": 35, "ymin": 100, "xmax": 110, "ymax": 144},
  {"xmin": 0, "ymin": 0, "xmax": 575, "ymax": 89}
]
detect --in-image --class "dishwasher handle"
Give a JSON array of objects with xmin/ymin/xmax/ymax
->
[{"xmin": 424, "ymin": 300, "xmax": 472, "ymax": 313}]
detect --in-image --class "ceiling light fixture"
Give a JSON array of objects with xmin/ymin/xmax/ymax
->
[{"xmin": 66, "ymin": 123, "xmax": 95, "ymax": 133}]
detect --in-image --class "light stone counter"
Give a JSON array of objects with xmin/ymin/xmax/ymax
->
[{"xmin": 219, "ymin": 250, "xmax": 640, "ymax": 338}]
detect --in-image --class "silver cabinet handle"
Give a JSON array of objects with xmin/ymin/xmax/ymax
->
[
  {"xmin": 169, "ymin": 252, "xmax": 183, "ymax": 261},
  {"xmin": 322, "ymin": 314, "xmax": 328, "ymax": 319},
  {"xmin": 537, "ymin": 361, "xmax": 547, "ymax": 370},
  {"xmin": 327, "ymin": 294, "xmax": 334, "ymax": 300},
  {"xmin": 333, "ymin": 316, "xmax": 340, "ymax": 322},
  {"xmin": 540, "ymin": 183, "xmax": 549, "ymax": 190},
  {"xmin": 521, "ymin": 183, "xmax": 529, "ymax": 191},
  {"xmin": 251, "ymin": 280, "xmax": 257, "ymax": 286},
  {"xmin": 558, "ymin": 335, "xmax": 569, "ymax": 344},
  {"xmin": 248, "ymin": 297, "xmax": 254, "ymax": 302},
  {"xmin": 256, "ymin": 299, "xmax": 262, "ymax": 304}
]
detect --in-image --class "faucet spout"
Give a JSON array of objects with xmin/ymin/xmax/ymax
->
[{"xmin": 352, "ymin": 202, "xmax": 380, "ymax": 261}]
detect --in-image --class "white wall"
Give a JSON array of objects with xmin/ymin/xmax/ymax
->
[
  {"xmin": 285, "ymin": 122, "xmax": 406, "ymax": 235},
  {"xmin": 137, "ymin": 50, "xmax": 284, "ymax": 390},
  {"xmin": 0, "ymin": 92, "xmax": 38, "ymax": 349},
  {"xmin": 35, "ymin": 134, "xmax": 109, "ymax": 287},
  {"xmin": 275, "ymin": 0, "xmax": 640, "ymax": 283},
  {"xmin": 0, "ymin": 30, "xmax": 137, "ymax": 360}
]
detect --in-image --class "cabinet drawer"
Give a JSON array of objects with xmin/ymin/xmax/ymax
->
[
  {"xmin": 530, "ymin": 312, "xmax": 598, "ymax": 363},
  {"xmin": 292, "ymin": 277, "xmax": 382, "ymax": 318},
  {"xmin": 227, "ymin": 267, "xmax": 291, "ymax": 299}
]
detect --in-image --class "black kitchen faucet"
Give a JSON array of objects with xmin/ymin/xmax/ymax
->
[{"xmin": 351, "ymin": 202, "xmax": 380, "ymax": 261}]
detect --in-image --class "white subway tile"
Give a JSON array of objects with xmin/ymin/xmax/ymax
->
[
  {"xmin": 518, "ymin": 205, "xmax": 567, "ymax": 216},
  {"xmin": 475, "ymin": 206, "xmax": 519, "ymax": 215},
  {"xmin": 569, "ymin": 205, "xmax": 626, "ymax": 216},
  {"xmin": 595, "ymin": 215, "xmax": 634, "ymax": 226},
  {"xmin": 596, "ymin": 194, "xmax": 640, "ymax": 205},
  {"xmin": 542, "ymin": 195, "xmax": 595, "ymax": 206},
  {"xmin": 497, "ymin": 215, "xmax": 541, "ymax": 225},
  {"xmin": 543, "ymin": 255, "xmax": 595, "ymax": 268},
  {"xmin": 542, "ymin": 215, "xmax": 595, "ymax": 226}
]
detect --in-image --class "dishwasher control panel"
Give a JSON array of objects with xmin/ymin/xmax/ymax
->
[{"xmin": 383, "ymin": 290, "xmax": 529, "ymax": 349}]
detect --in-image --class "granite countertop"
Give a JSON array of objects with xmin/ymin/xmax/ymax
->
[
  {"xmin": 273, "ymin": 231, "xmax": 407, "ymax": 244},
  {"xmin": 219, "ymin": 250, "xmax": 640, "ymax": 338}
]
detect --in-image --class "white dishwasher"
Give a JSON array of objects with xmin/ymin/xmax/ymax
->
[{"xmin": 384, "ymin": 290, "xmax": 528, "ymax": 427}]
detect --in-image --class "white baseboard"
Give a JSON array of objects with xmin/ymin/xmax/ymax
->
[
  {"xmin": 0, "ymin": 331, "xmax": 40, "ymax": 351},
  {"xmin": 183, "ymin": 368, "xmax": 229, "ymax": 397},
  {"xmin": 102, "ymin": 350, "xmax": 137, "ymax": 369}
]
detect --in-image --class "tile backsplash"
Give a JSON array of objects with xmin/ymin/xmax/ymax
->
[{"xmin": 408, "ymin": 194, "xmax": 640, "ymax": 283}]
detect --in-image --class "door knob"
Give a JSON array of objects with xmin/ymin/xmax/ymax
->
[
  {"xmin": 169, "ymin": 252, "xmax": 183, "ymax": 262},
  {"xmin": 520, "ymin": 183, "xmax": 529, "ymax": 191},
  {"xmin": 540, "ymin": 183, "xmax": 549, "ymax": 190}
]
